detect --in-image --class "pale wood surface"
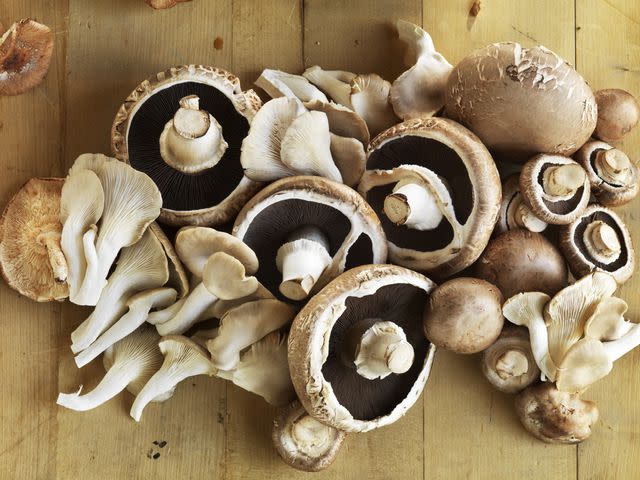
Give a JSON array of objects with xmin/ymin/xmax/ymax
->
[{"xmin": 0, "ymin": 1, "xmax": 638, "ymax": 479}]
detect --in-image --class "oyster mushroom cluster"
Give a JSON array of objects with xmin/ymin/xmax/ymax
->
[{"xmin": 1, "ymin": 14, "xmax": 639, "ymax": 472}]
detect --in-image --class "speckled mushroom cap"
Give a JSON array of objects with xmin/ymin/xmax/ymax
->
[
  {"xmin": 111, "ymin": 65, "xmax": 263, "ymax": 226},
  {"xmin": 519, "ymin": 154, "xmax": 591, "ymax": 225},
  {"xmin": 288, "ymin": 264, "xmax": 436, "ymax": 433},
  {"xmin": 232, "ymin": 176, "xmax": 387, "ymax": 301},
  {"xmin": 359, "ymin": 117, "xmax": 501, "ymax": 278},
  {"xmin": 559, "ymin": 205, "xmax": 635, "ymax": 284}
]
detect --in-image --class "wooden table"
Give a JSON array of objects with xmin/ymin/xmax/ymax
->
[{"xmin": 1, "ymin": 1, "xmax": 638, "ymax": 478}]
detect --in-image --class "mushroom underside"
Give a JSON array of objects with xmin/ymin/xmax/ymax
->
[
  {"xmin": 572, "ymin": 211, "xmax": 629, "ymax": 272},
  {"xmin": 537, "ymin": 164, "xmax": 586, "ymax": 215}
]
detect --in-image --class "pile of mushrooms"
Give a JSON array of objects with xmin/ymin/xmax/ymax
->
[{"xmin": 1, "ymin": 14, "xmax": 640, "ymax": 471}]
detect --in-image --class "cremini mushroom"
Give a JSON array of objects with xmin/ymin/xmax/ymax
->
[
  {"xmin": 481, "ymin": 326, "xmax": 540, "ymax": 393},
  {"xmin": 423, "ymin": 278, "xmax": 503, "ymax": 354},
  {"xmin": 273, "ymin": 400, "xmax": 347, "ymax": 472},
  {"xmin": 515, "ymin": 383, "xmax": 598, "ymax": 444},
  {"xmin": 57, "ymin": 326, "xmax": 167, "ymax": 411},
  {"xmin": 390, "ymin": 20, "xmax": 453, "ymax": 119},
  {"xmin": 495, "ymin": 175, "xmax": 547, "ymax": 235},
  {"xmin": 476, "ymin": 230, "xmax": 567, "ymax": 299},
  {"xmin": 594, "ymin": 88, "xmax": 640, "ymax": 142},
  {"xmin": 288, "ymin": 264, "xmax": 436, "ymax": 432},
  {"xmin": 0, "ymin": 19, "xmax": 54, "ymax": 96},
  {"xmin": 0, "ymin": 178, "xmax": 68, "ymax": 301},
  {"xmin": 359, "ymin": 117, "xmax": 500, "ymax": 277},
  {"xmin": 574, "ymin": 140, "xmax": 639, "ymax": 207},
  {"xmin": 111, "ymin": 65, "xmax": 262, "ymax": 226},
  {"xmin": 444, "ymin": 42, "xmax": 597, "ymax": 161},
  {"xmin": 255, "ymin": 69, "xmax": 328, "ymax": 103},
  {"xmin": 233, "ymin": 176, "xmax": 387, "ymax": 302},
  {"xmin": 559, "ymin": 205, "xmax": 635, "ymax": 285}
]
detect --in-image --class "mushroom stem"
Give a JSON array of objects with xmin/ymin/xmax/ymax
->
[
  {"xmin": 37, "ymin": 231, "xmax": 68, "ymax": 283},
  {"xmin": 542, "ymin": 164, "xmax": 586, "ymax": 197},
  {"xmin": 155, "ymin": 282, "xmax": 218, "ymax": 336},
  {"xmin": 602, "ymin": 323, "xmax": 640, "ymax": 362},
  {"xmin": 159, "ymin": 95, "xmax": 228, "ymax": 174},
  {"xmin": 146, "ymin": 297, "xmax": 186, "ymax": 325},
  {"xmin": 594, "ymin": 149, "xmax": 633, "ymax": 185},
  {"xmin": 276, "ymin": 226, "xmax": 332, "ymax": 301},
  {"xmin": 383, "ymin": 181, "xmax": 443, "ymax": 230},
  {"xmin": 57, "ymin": 365, "xmax": 133, "ymax": 411},
  {"xmin": 583, "ymin": 220, "xmax": 621, "ymax": 262},
  {"xmin": 512, "ymin": 202, "xmax": 547, "ymax": 233},
  {"xmin": 495, "ymin": 350, "xmax": 529, "ymax": 380}
]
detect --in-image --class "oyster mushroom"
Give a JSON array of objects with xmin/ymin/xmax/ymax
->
[
  {"xmin": 233, "ymin": 176, "xmax": 387, "ymax": 302},
  {"xmin": 111, "ymin": 65, "xmax": 262, "ymax": 226},
  {"xmin": 0, "ymin": 178, "xmax": 68, "ymax": 301},
  {"xmin": 358, "ymin": 117, "xmax": 501, "ymax": 277},
  {"xmin": 495, "ymin": 175, "xmax": 547, "ymax": 235},
  {"xmin": 255, "ymin": 69, "xmax": 328, "ymax": 103},
  {"xmin": 304, "ymin": 100, "xmax": 370, "ymax": 146},
  {"xmin": 329, "ymin": 133, "xmax": 366, "ymax": 187},
  {"xmin": 288, "ymin": 264, "xmax": 436, "ymax": 432},
  {"xmin": 0, "ymin": 19, "xmax": 54, "ymax": 96},
  {"xmin": 593, "ymin": 88, "xmax": 640, "ymax": 142}
]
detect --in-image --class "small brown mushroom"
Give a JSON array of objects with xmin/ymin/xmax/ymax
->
[
  {"xmin": 0, "ymin": 19, "xmax": 54, "ymax": 96},
  {"xmin": 423, "ymin": 278, "xmax": 503, "ymax": 354},
  {"xmin": 594, "ymin": 89, "xmax": 640, "ymax": 142},
  {"xmin": 475, "ymin": 230, "xmax": 568, "ymax": 299},
  {"xmin": 515, "ymin": 382, "xmax": 599, "ymax": 444},
  {"xmin": 496, "ymin": 175, "xmax": 547, "ymax": 235},
  {"xmin": 481, "ymin": 326, "xmax": 540, "ymax": 393}
]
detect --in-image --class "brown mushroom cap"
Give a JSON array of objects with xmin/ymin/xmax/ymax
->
[
  {"xmin": 475, "ymin": 230, "xmax": 568, "ymax": 299},
  {"xmin": 288, "ymin": 264, "xmax": 436, "ymax": 433},
  {"xmin": 0, "ymin": 19, "xmax": 54, "ymax": 96},
  {"xmin": 360, "ymin": 117, "xmax": 501, "ymax": 278},
  {"xmin": 594, "ymin": 88, "xmax": 640, "ymax": 142},
  {"xmin": 444, "ymin": 42, "xmax": 597, "ymax": 162},
  {"xmin": 423, "ymin": 277, "xmax": 503, "ymax": 354},
  {"xmin": 559, "ymin": 205, "xmax": 635, "ymax": 284},
  {"xmin": 0, "ymin": 178, "xmax": 68, "ymax": 301},
  {"xmin": 515, "ymin": 382, "xmax": 599, "ymax": 444}
]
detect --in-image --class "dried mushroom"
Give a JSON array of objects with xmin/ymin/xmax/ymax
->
[
  {"xmin": 288, "ymin": 264, "xmax": 436, "ymax": 432},
  {"xmin": 0, "ymin": 19, "xmax": 53, "ymax": 96},
  {"xmin": 111, "ymin": 65, "xmax": 262, "ymax": 226},
  {"xmin": 559, "ymin": 205, "xmax": 635, "ymax": 285},
  {"xmin": 0, "ymin": 178, "xmax": 68, "ymax": 302},
  {"xmin": 594, "ymin": 89, "xmax": 640, "ymax": 142},
  {"xmin": 358, "ymin": 117, "xmax": 500, "ymax": 277},
  {"xmin": 233, "ymin": 176, "xmax": 387, "ymax": 302},
  {"xmin": 495, "ymin": 175, "xmax": 547, "ymax": 235}
]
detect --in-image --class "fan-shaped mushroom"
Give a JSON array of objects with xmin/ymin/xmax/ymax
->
[
  {"xmin": 358, "ymin": 117, "xmax": 500, "ymax": 277},
  {"xmin": 304, "ymin": 100, "xmax": 370, "ymax": 146},
  {"xmin": 593, "ymin": 88, "xmax": 640, "ymax": 142},
  {"xmin": 233, "ymin": 176, "xmax": 387, "ymax": 302},
  {"xmin": 111, "ymin": 65, "xmax": 262, "ymax": 226},
  {"xmin": 495, "ymin": 175, "xmax": 547, "ymax": 235},
  {"xmin": 255, "ymin": 69, "xmax": 328, "ymax": 103},
  {"xmin": 288, "ymin": 264, "xmax": 436, "ymax": 432}
]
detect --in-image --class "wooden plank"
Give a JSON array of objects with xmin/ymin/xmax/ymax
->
[
  {"xmin": 575, "ymin": 1, "xmax": 640, "ymax": 478},
  {"xmin": 423, "ymin": 1, "xmax": 578, "ymax": 478},
  {"xmin": 0, "ymin": 1, "xmax": 67, "ymax": 479}
]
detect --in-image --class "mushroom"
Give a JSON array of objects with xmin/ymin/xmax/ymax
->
[
  {"xmin": 444, "ymin": 42, "xmax": 597, "ymax": 161},
  {"xmin": 359, "ymin": 117, "xmax": 501, "ymax": 277},
  {"xmin": 146, "ymin": 0, "xmax": 191, "ymax": 8},
  {"xmin": 233, "ymin": 176, "xmax": 387, "ymax": 303},
  {"xmin": 0, "ymin": 19, "xmax": 54, "ymax": 96},
  {"xmin": 255, "ymin": 69, "xmax": 328, "ymax": 103},
  {"xmin": 495, "ymin": 175, "xmax": 547, "ymax": 235},
  {"xmin": 519, "ymin": 155, "xmax": 590, "ymax": 225},
  {"xmin": 329, "ymin": 133, "xmax": 366, "ymax": 187},
  {"xmin": 273, "ymin": 400, "xmax": 347, "ymax": 472},
  {"xmin": 515, "ymin": 383, "xmax": 598, "ymax": 444},
  {"xmin": 130, "ymin": 335, "xmax": 217, "ymax": 421},
  {"xmin": 111, "ymin": 65, "xmax": 262, "ymax": 226},
  {"xmin": 476, "ymin": 230, "xmax": 567, "ymax": 299},
  {"xmin": 481, "ymin": 326, "xmax": 540, "ymax": 393},
  {"xmin": 148, "ymin": 222, "xmax": 189, "ymax": 299},
  {"xmin": 304, "ymin": 100, "xmax": 370, "ymax": 146},
  {"xmin": 593, "ymin": 88, "xmax": 640, "ymax": 142},
  {"xmin": 288, "ymin": 264, "xmax": 436, "ymax": 432},
  {"xmin": 423, "ymin": 278, "xmax": 504, "ymax": 354},
  {"xmin": 574, "ymin": 140, "xmax": 639, "ymax": 206},
  {"xmin": 0, "ymin": 178, "xmax": 68, "ymax": 302},
  {"xmin": 74, "ymin": 287, "xmax": 177, "ymax": 368},
  {"xmin": 559, "ymin": 205, "xmax": 635, "ymax": 285},
  {"xmin": 57, "ymin": 326, "xmax": 167, "ymax": 411},
  {"xmin": 390, "ymin": 20, "xmax": 453, "ymax": 119}
]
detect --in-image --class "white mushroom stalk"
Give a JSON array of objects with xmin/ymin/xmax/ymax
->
[
  {"xmin": 383, "ymin": 179, "xmax": 444, "ymax": 230},
  {"xmin": 542, "ymin": 164, "xmax": 587, "ymax": 198},
  {"xmin": 583, "ymin": 220, "xmax": 621, "ymax": 263},
  {"xmin": 255, "ymin": 69, "xmax": 329, "ymax": 103},
  {"xmin": 57, "ymin": 326, "xmax": 164, "ymax": 412},
  {"xmin": 594, "ymin": 148, "xmax": 634, "ymax": 185},
  {"xmin": 75, "ymin": 288, "xmax": 177, "ymax": 368},
  {"xmin": 276, "ymin": 225, "xmax": 332, "ymax": 301},
  {"xmin": 159, "ymin": 95, "xmax": 228, "ymax": 174},
  {"xmin": 36, "ymin": 231, "xmax": 67, "ymax": 283}
]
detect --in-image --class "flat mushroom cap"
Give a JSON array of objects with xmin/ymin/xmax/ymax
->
[
  {"xmin": 559, "ymin": 205, "xmax": 635, "ymax": 284},
  {"xmin": 288, "ymin": 264, "xmax": 436, "ymax": 432},
  {"xmin": 0, "ymin": 178, "xmax": 68, "ymax": 301},
  {"xmin": 233, "ymin": 176, "xmax": 387, "ymax": 301},
  {"xmin": 360, "ymin": 117, "xmax": 501, "ymax": 277},
  {"xmin": 0, "ymin": 19, "xmax": 54, "ymax": 96},
  {"xmin": 149, "ymin": 223, "xmax": 189, "ymax": 298},
  {"xmin": 111, "ymin": 65, "xmax": 262, "ymax": 226},
  {"xmin": 444, "ymin": 42, "xmax": 597, "ymax": 162}
]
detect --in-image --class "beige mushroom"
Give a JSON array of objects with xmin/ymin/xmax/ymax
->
[
  {"xmin": 329, "ymin": 133, "xmax": 366, "ymax": 187},
  {"xmin": 304, "ymin": 99, "xmax": 370, "ymax": 146},
  {"xmin": 302, "ymin": 67, "xmax": 355, "ymax": 107},
  {"xmin": 255, "ymin": 69, "xmax": 328, "ymax": 103},
  {"xmin": 594, "ymin": 88, "xmax": 640, "ymax": 142},
  {"xmin": 495, "ymin": 175, "xmax": 547, "ymax": 235}
]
